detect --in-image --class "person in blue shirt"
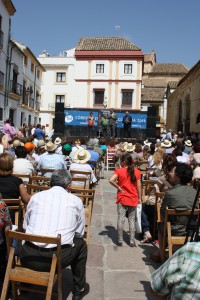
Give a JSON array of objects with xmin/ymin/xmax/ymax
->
[
  {"xmin": 86, "ymin": 141, "xmax": 100, "ymax": 169},
  {"xmin": 35, "ymin": 124, "xmax": 44, "ymax": 140}
]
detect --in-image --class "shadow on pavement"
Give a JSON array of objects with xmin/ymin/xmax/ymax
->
[
  {"xmin": 99, "ymin": 225, "xmax": 130, "ymax": 245},
  {"xmin": 140, "ymin": 280, "xmax": 158, "ymax": 300}
]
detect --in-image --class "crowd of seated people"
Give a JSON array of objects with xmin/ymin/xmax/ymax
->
[{"xmin": 0, "ymin": 125, "xmax": 200, "ymax": 297}]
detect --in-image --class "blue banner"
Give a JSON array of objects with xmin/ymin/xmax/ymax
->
[{"xmin": 64, "ymin": 110, "xmax": 147, "ymax": 129}]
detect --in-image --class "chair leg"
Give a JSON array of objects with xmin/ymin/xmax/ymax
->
[
  {"xmin": 1, "ymin": 248, "xmax": 15, "ymax": 300},
  {"xmin": 45, "ymin": 255, "xmax": 57, "ymax": 300}
]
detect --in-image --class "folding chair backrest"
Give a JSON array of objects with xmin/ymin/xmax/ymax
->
[
  {"xmin": 106, "ymin": 148, "xmax": 116, "ymax": 171},
  {"xmin": 1, "ymin": 229, "xmax": 62, "ymax": 300},
  {"xmin": 2, "ymin": 198, "xmax": 23, "ymax": 230},
  {"xmin": 162, "ymin": 208, "xmax": 200, "ymax": 261},
  {"xmin": 71, "ymin": 177, "xmax": 87, "ymax": 189},
  {"xmin": 70, "ymin": 170, "xmax": 91, "ymax": 188},
  {"xmin": 27, "ymin": 183, "xmax": 50, "ymax": 195}
]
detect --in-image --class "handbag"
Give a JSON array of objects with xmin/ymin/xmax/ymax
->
[{"xmin": 135, "ymin": 204, "xmax": 142, "ymax": 233}]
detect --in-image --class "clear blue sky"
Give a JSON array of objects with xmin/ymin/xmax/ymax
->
[{"xmin": 11, "ymin": 0, "xmax": 200, "ymax": 68}]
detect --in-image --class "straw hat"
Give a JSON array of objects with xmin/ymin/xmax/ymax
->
[
  {"xmin": 161, "ymin": 139, "xmax": 172, "ymax": 148},
  {"xmin": 184, "ymin": 140, "xmax": 192, "ymax": 147},
  {"xmin": 37, "ymin": 140, "xmax": 46, "ymax": 148},
  {"xmin": 73, "ymin": 149, "xmax": 91, "ymax": 164},
  {"xmin": 12, "ymin": 140, "xmax": 23, "ymax": 148},
  {"xmin": 54, "ymin": 137, "xmax": 62, "ymax": 145},
  {"xmin": 45, "ymin": 141, "xmax": 57, "ymax": 152},
  {"xmin": 118, "ymin": 143, "xmax": 127, "ymax": 152},
  {"xmin": 126, "ymin": 143, "xmax": 135, "ymax": 152},
  {"xmin": 144, "ymin": 139, "xmax": 150, "ymax": 146}
]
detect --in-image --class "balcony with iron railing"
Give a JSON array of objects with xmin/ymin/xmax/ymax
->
[
  {"xmin": 29, "ymin": 98, "xmax": 35, "ymax": 109},
  {"xmin": 9, "ymin": 80, "xmax": 22, "ymax": 96},
  {"xmin": 35, "ymin": 101, "xmax": 40, "ymax": 111},
  {"xmin": 22, "ymin": 91, "xmax": 29, "ymax": 106},
  {"xmin": 0, "ymin": 30, "xmax": 3, "ymax": 49},
  {"xmin": 8, "ymin": 80, "xmax": 22, "ymax": 101}
]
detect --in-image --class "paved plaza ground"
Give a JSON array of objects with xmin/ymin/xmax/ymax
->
[{"xmin": 14, "ymin": 170, "xmax": 161, "ymax": 300}]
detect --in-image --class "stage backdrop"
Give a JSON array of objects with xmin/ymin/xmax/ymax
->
[{"xmin": 64, "ymin": 110, "xmax": 147, "ymax": 129}]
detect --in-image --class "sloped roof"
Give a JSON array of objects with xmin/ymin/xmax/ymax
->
[
  {"xmin": 151, "ymin": 63, "xmax": 189, "ymax": 74},
  {"xmin": 168, "ymin": 81, "xmax": 178, "ymax": 89},
  {"xmin": 144, "ymin": 53, "xmax": 152, "ymax": 62},
  {"xmin": 178, "ymin": 60, "xmax": 200, "ymax": 86},
  {"xmin": 76, "ymin": 37, "xmax": 141, "ymax": 51},
  {"xmin": 141, "ymin": 87, "xmax": 165, "ymax": 102},
  {"xmin": 143, "ymin": 78, "xmax": 167, "ymax": 88}
]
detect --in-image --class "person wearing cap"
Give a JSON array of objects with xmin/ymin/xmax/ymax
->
[
  {"xmin": 38, "ymin": 141, "xmax": 66, "ymax": 177},
  {"xmin": 32, "ymin": 140, "xmax": 47, "ymax": 163},
  {"xmin": 54, "ymin": 137, "xmax": 63, "ymax": 155},
  {"xmin": 184, "ymin": 139, "xmax": 193, "ymax": 154},
  {"xmin": 161, "ymin": 139, "xmax": 173, "ymax": 154},
  {"xmin": 87, "ymin": 112, "xmax": 95, "ymax": 138},
  {"xmin": 166, "ymin": 129, "xmax": 172, "ymax": 141},
  {"xmin": 70, "ymin": 139, "xmax": 83, "ymax": 159},
  {"xmin": 24, "ymin": 141, "xmax": 38, "ymax": 172},
  {"xmin": 69, "ymin": 149, "xmax": 97, "ymax": 187},
  {"xmin": 122, "ymin": 111, "xmax": 132, "ymax": 138},
  {"xmin": 62, "ymin": 143, "xmax": 72, "ymax": 169}
]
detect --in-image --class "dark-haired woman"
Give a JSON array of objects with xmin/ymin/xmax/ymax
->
[{"xmin": 109, "ymin": 153, "xmax": 142, "ymax": 247}]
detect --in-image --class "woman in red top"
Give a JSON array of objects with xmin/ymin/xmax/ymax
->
[{"xmin": 109, "ymin": 153, "xmax": 142, "ymax": 247}]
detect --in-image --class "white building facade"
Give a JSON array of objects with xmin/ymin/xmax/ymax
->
[{"xmin": 38, "ymin": 37, "xmax": 144, "ymax": 129}]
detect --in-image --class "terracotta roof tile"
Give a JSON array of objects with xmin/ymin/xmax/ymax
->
[
  {"xmin": 151, "ymin": 63, "xmax": 189, "ymax": 74},
  {"xmin": 168, "ymin": 81, "xmax": 178, "ymax": 89},
  {"xmin": 141, "ymin": 87, "xmax": 165, "ymax": 102},
  {"xmin": 76, "ymin": 37, "xmax": 141, "ymax": 51}
]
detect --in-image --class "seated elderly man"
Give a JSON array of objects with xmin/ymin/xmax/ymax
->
[
  {"xmin": 20, "ymin": 169, "xmax": 89, "ymax": 300},
  {"xmin": 150, "ymin": 162, "xmax": 197, "ymax": 262},
  {"xmin": 38, "ymin": 141, "xmax": 66, "ymax": 177}
]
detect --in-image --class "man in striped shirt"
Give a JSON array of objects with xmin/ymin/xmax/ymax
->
[{"xmin": 20, "ymin": 169, "xmax": 89, "ymax": 300}]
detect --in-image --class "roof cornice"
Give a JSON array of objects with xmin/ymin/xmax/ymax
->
[{"xmin": 2, "ymin": 0, "xmax": 16, "ymax": 15}]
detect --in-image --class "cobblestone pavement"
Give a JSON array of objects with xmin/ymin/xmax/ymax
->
[{"xmin": 16, "ymin": 171, "xmax": 161, "ymax": 299}]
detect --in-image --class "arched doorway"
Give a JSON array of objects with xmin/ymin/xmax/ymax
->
[
  {"xmin": 177, "ymin": 101, "xmax": 183, "ymax": 132},
  {"xmin": 185, "ymin": 98, "xmax": 190, "ymax": 133}
]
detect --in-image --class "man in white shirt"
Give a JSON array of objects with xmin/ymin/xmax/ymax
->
[{"xmin": 20, "ymin": 169, "xmax": 89, "ymax": 300}]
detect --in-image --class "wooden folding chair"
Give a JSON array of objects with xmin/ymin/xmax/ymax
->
[
  {"xmin": 145, "ymin": 167, "xmax": 157, "ymax": 179},
  {"xmin": 161, "ymin": 208, "xmax": 200, "ymax": 262},
  {"xmin": 69, "ymin": 188, "xmax": 95, "ymax": 245},
  {"xmin": 1, "ymin": 229, "xmax": 62, "ymax": 300},
  {"xmin": 142, "ymin": 179, "xmax": 158, "ymax": 201},
  {"xmin": 13, "ymin": 174, "xmax": 30, "ymax": 185},
  {"xmin": 152, "ymin": 192, "xmax": 165, "ymax": 240},
  {"xmin": 71, "ymin": 177, "xmax": 87, "ymax": 189},
  {"xmin": 29, "ymin": 175, "xmax": 51, "ymax": 187},
  {"xmin": 27, "ymin": 183, "xmax": 50, "ymax": 195},
  {"xmin": 3, "ymin": 199, "xmax": 23, "ymax": 231},
  {"xmin": 70, "ymin": 170, "xmax": 92, "ymax": 189}
]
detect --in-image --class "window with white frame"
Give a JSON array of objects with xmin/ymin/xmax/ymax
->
[
  {"xmin": 56, "ymin": 72, "xmax": 66, "ymax": 82},
  {"xmin": 96, "ymin": 64, "xmax": 104, "ymax": 74},
  {"xmin": 56, "ymin": 95, "xmax": 65, "ymax": 103},
  {"xmin": 124, "ymin": 64, "xmax": 132, "ymax": 74},
  {"xmin": 122, "ymin": 90, "xmax": 133, "ymax": 106}
]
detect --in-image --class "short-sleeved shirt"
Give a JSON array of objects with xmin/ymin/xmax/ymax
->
[
  {"xmin": 114, "ymin": 167, "xmax": 141, "ymax": 206},
  {"xmin": 0, "ymin": 175, "xmax": 23, "ymax": 199}
]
